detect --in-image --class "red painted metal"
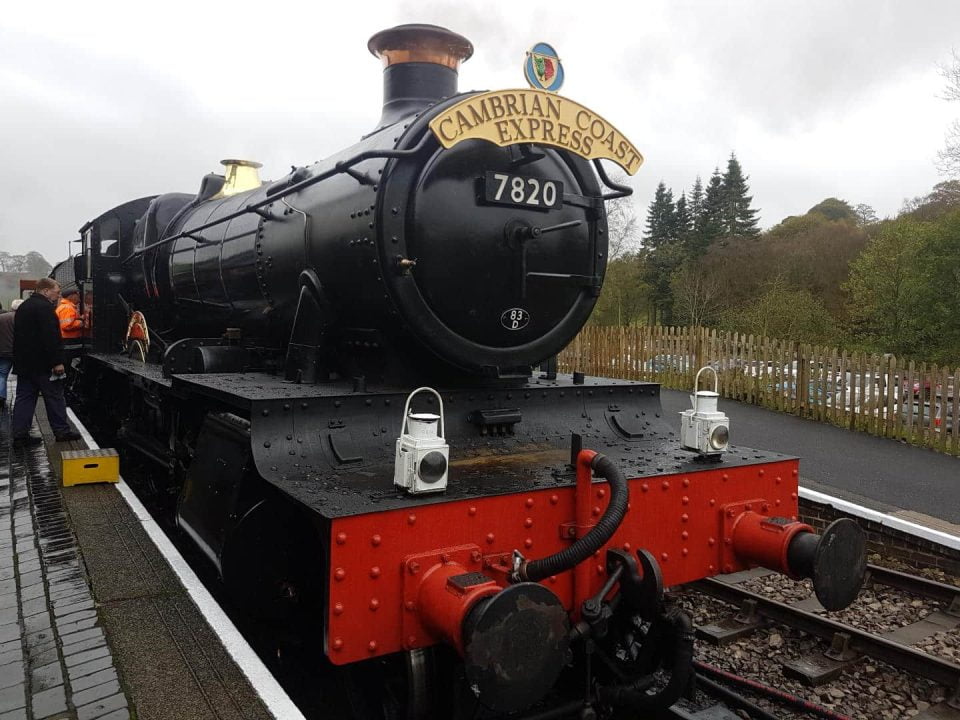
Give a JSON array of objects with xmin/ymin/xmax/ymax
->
[
  {"xmin": 412, "ymin": 557, "xmax": 499, "ymax": 654},
  {"xmin": 729, "ymin": 510, "xmax": 813, "ymax": 579},
  {"xmin": 325, "ymin": 458, "xmax": 800, "ymax": 664},
  {"xmin": 573, "ymin": 449, "xmax": 599, "ymax": 616}
]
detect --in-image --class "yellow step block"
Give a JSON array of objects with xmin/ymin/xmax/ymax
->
[{"xmin": 61, "ymin": 448, "xmax": 120, "ymax": 487}]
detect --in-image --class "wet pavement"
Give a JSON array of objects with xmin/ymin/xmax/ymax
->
[
  {"xmin": 0, "ymin": 390, "xmax": 277, "ymax": 720},
  {"xmin": 0, "ymin": 413, "xmax": 128, "ymax": 720}
]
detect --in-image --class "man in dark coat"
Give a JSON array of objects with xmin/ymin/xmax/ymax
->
[
  {"xmin": 11, "ymin": 278, "xmax": 81, "ymax": 445},
  {"xmin": 0, "ymin": 299, "xmax": 18, "ymax": 413}
]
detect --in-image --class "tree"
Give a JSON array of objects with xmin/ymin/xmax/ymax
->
[
  {"xmin": 605, "ymin": 184, "xmax": 640, "ymax": 260},
  {"xmin": 700, "ymin": 169, "xmax": 726, "ymax": 242},
  {"xmin": 644, "ymin": 182, "xmax": 675, "ymax": 247},
  {"xmin": 674, "ymin": 191, "xmax": 691, "ymax": 241},
  {"xmin": 670, "ymin": 261, "xmax": 721, "ymax": 328},
  {"xmin": 592, "ymin": 253, "xmax": 650, "ymax": 326},
  {"xmin": 720, "ymin": 153, "xmax": 760, "ymax": 236},
  {"xmin": 24, "ymin": 252, "xmax": 51, "ymax": 277},
  {"xmin": 722, "ymin": 277, "xmax": 835, "ymax": 343},
  {"xmin": 853, "ymin": 203, "xmax": 879, "ymax": 226},
  {"xmin": 808, "ymin": 197, "xmax": 857, "ymax": 223},
  {"xmin": 843, "ymin": 217, "xmax": 928, "ymax": 355},
  {"xmin": 937, "ymin": 49, "xmax": 960, "ymax": 177}
]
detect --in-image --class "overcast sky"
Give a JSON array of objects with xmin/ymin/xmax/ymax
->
[{"xmin": 1, "ymin": 0, "xmax": 958, "ymax": 264}]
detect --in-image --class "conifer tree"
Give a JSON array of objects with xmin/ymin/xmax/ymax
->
[
  {"xmin": 701, "ymin": 168, "xmax": 726, "ymax": 242},
  {"xmin": 674, "ymin": 191, "xmax": 691, "ymax": 241},
  {"xmin": 688, "ymin": 176, "xmax": 704, "ymax": 228},
  {"xmin": 720, "ymin": 153, "xmax": 760, "ymax": 236},
  {"xmin": 644, "ymin": 181, "xmax": 675, "ymax": 247}
]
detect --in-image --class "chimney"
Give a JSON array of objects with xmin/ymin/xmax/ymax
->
[{"xmin": 367, "ymin": 24, "xmax": 473, "ymax": 130}]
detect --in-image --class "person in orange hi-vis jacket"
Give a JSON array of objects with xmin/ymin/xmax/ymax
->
[{"xmin": 56, "ymin": 286, "xmax": 85, "ymax": 362}]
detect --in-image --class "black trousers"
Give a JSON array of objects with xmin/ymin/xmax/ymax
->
[{"xmin": 11, "ymin": 372, "xmax": 71, "ymax": 438}]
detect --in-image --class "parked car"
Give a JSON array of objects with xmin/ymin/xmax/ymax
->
[{"xmin": 899, "ymin": 396, "xmax": 955, "ymax": 433}]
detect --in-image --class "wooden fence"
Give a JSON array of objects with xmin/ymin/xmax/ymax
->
[{"xmin": 557, "ymin": 325, "xmax": 960, "ymax": 456}]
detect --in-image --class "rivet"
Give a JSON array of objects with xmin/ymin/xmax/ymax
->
[
  {"xmin": 371, "ymin": 534, "xmax": 382, "ymax": 546},
  {"xmin": 641, "ymin": 483, "xmax": 649, "ymax": 493},
  {"xmin": 708, "ymin": 537, "xmax": 716, "ymax": 546},
  {"xmin": 408, "ymin": 514, "xmax": 417, "ymax": 525},
  {"xmin": 682, "ymin": 548, "xmax": 689, "ymax": 556},
  {"xmin": 682, "ymin": 477, "xmax": 690, "ymax": 487},
  {"xmin": 333, "ymin": 637, "xmax": 344, "ymax": 651},
  {"xmin": 334, "ymin": 568, "xmax": 346, "ymax": 581},
  {"xmin": 593, "ymin": 550, "xmax": 601, "ymax": 558},
  {"xmin": 745, "ymin": 503, "xmax": 753, "ymax": 511},
  {"xmin": 333, "ymin": 602, "xmax": 344, "ymax": 615},
  {"xmin": 370, "ymin": 566, "xmax": 381, "ymax": 578},
  {"xmin": 662, "ymin": 480, "xmax": 670, "ymax": 490},
  {"xmin": 627, "ymin": 502, "xmax": 632, "ymax": 511},
  {"xmin": 596, "ymin": 564, "xmax": 604, "ymax": 575},
  {"xmin": 709, "ymin": 499, "xmax": 716, "ymax": 506},
  {"xmin": 525, "ymin": 497, "xmax": 534, "ymax": 508},
  {"xmin": 792, "ymin": 469, "xmax": 799, "ymax": 476},
  {"xmin": 550, "ymin": 494, "xmax": 559, "ymax": 505},
  {"xmin": 471, "ymin": 550, "xmax": 481, "ymax": 563},
  {"xmin": 549, "ymin": 575, "xmax": 557, "ymax": 583},
  {"xmin": 263, "ymin": 441, "xmax": 271, "ymax": 448},
  {"xmin": 568, "ymin": 527, "xmax": 576, "ymax": 538},
  {"xmin": 681, "ymin": 513, "xmax": 689, "ymax": 523},
  {"xmin": 791, "ymin": 493, "xmax": 797, "ymax": 500},
  {"xmin": 682, "ymin": 496, "xmax": 689, "ymax": 505},
  {"xmin": 775, "ymin": 499, "xmax": 782, "ymax": 506},
  {"xmin": 681, "ymin": 531, "xmax": 689, "ymax": 540},
  {"xmin": 592, "ymin": 506, "xmax": 601, "ymax": 517},
  {"xmin": 758, "ymin": 469, "xmax": 765, "ymax": 477},
  {"xmin": 369, "ymin": 598, "xmax": 380, "ymax": 611},
  {"xmin": 405, "ymin": 601, "xmax": 415, "ymax": 612},
  {"xmin": 524, "ymin": 538, "xmax": 533, "ymax": 548},
  {"xmin": 336, "ymin": 532, "xmax": 347, "ymax": 545},
  {"xmin": 368, "ymin": 641, "xmax": 378, "ymax": 653},
  {"xmin": 468, "ymin": 506, "xmax": 477, "ymax": 516},
  {"xmin": 596, "ymin": 488, "xmax": 606, "ymax": 499},
  {"xmin": 622, "ymin": 542, "xmax": 631, "ymax": 551},
  {"xmin": 661, "ymin": 553, "xmax": 669, "ymax": 562},
  {"xmin": 722, "ymin": 474, "xmax": 729, "ymax": 481},
  {"xmin": 408, "ymin": 561, "xmax": 420, "ymax": 574},
  {"xmin": 524, "ymin": 517, "xmax": 533, "ymax": 528},
  {"xmin": 708, "ymin": 564, "xmax": 715, "ymax": 572},
  {"xmin": 486, "ymin": 533, "xmax": 495, "ymax": 544}
]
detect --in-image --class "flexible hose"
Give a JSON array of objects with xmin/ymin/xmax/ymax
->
[
  {"xmin": 695, "ymin": 661, "xmax": 852, "ymax": 720},
  {"xmin": 597, "ymin": 607, "xmax": 695, "ymax": 712},
  {"xmin": 520, "ymin": 454, "xmax": 628, "ymax": 582}
]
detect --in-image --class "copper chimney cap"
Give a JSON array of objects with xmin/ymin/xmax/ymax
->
[{"xmin": 368, "ymin": 24, "xmax": 473, "ymax": 70}]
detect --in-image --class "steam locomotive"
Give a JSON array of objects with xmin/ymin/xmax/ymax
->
[{"xmin": 64, "ymin": 24, "xmax": 866, "ymax": 719}]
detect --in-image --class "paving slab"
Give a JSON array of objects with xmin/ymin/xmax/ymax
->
[{"xmin": 0, "ymin": 390, "xmax": 277, "ymax": 720}]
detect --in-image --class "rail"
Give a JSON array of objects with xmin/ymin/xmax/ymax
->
[{"xmin": 691, "ymin": 576, "xmax": 960, "ymax": 689}]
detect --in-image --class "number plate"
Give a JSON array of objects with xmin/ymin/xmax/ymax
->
[{"xmin": 484, "ymin": 172, "xmax": 563, "ymax": 210}]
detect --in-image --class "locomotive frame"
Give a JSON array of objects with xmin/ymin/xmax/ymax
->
[{"xmin": 62, "ymin": 24, "xmax": 866, "ymax": 719}]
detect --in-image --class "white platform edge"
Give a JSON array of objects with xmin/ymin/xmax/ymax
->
[
  {"xmin": 799, "ymin": 486, "xmax": 960, "ymax": 552},
  {"xmin": 67, "ymin": 408, "xmax": 306, "ymax": 720}
]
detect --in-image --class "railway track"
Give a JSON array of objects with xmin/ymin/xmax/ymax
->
[{"xmin": 688, "ymin": 564, "xmax": 960, "ymax": 718}]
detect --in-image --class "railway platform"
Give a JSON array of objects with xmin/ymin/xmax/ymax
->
[{"xmin": 0, "ymin": 393, "xmax": 298, "ymax": 720}]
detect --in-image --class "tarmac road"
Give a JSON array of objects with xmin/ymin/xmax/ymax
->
[{"xmin": 660, "ymin": 389, "xmax": 960, "ymax": 526}]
